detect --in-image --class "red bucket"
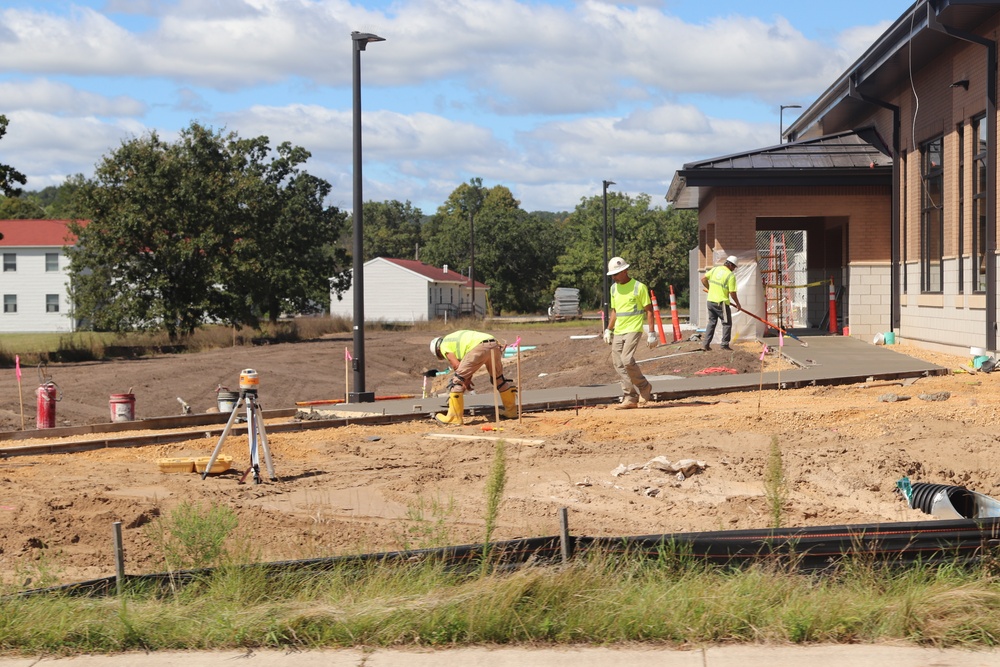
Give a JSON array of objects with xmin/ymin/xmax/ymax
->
[{"xmin": 109, "ymin": 393, "xmax": 135, "ymax": 422}]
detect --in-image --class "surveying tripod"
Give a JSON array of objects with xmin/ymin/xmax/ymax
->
[{"xmin": 201, "ymin": 370, "xmax": 277, "ymax": 485}]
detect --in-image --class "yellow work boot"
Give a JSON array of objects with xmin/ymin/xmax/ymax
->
[
  {"xmin": 499, "ymin": 387, "xmax": 518, "ymax": 419},
  {"xmin": 435, "ymin": 392, "xmax": 465, "ymax": 426}
]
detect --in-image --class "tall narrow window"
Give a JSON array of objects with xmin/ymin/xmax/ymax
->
[
  {"xmin": 958, "ymin": 122, "xmax": 965, "ymax": 294},
  {"xmin": 921, "ymin": 136, "xmax": 944, "ymax": 293},
  {"xmin": 45, "ymin": 253, "xmax": 58, "ymax": 272},
  {"xmin": 973, "ymin": 115, "xmax": 988, "ymax": 292},
  {"xmin": 2, "ymin": 254, "xmax": 15, "ymax": 272},
  {"xmin": 3, "ymin": 295, "xmax": 16, "ymax": 313},
  {"xmin": 45, "ymin": 295, "xmax": 59, "ymax": 313}
]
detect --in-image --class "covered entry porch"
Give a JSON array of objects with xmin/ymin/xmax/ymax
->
[{"xmin": 668, "ymin": 130, "xmax": 893, "ymax": 342}]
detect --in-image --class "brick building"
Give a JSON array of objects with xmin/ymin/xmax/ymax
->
[{"xmin": 668, "ymin": 1, "xmax": 1000, "ymax": 352}]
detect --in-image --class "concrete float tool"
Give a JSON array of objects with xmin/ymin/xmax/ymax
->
[{"xmin": 736, "ymin": 307, "xmax": 808, "ymax": 347}]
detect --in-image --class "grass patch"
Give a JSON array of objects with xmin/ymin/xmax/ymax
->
[{"xmin": 8, "ymin": 551, "xmax": 1000, "ymax": 652}]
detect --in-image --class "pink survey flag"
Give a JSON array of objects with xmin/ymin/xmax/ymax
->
[
  {"xmin": 759, "ymin": 345, "xmax": 768, "ymax": 361},
  {"xmin": 778, "ymin": 331, "xmax": 784, "ymax": 347},
  {"xmin": 14, "ymin": 355, "xmax": 20, "ymax": 381},
  {"xmin": 345, "ymin": 348, "xmax": 353, "ymax": 361}
]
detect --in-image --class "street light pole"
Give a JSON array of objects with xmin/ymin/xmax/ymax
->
[
  {"xmin": 779, "ymin": 104, "xmax": 802, "ymax": 143},
  {"xmin": 601, "ymin": 180, "xmax": 615, "ymax": 327},
  {"xmin": 610, "ymin": 207, "xmax": 619, "ymax": 257},
  {"xmin": 469, "ymin": 208, "xmax": 475, "ymax": 317},
  {"xmin": 349, "ymin": 30, "xmax": 384, "ymax": 404}
]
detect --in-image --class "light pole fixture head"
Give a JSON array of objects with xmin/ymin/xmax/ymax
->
[
  {"xmin": 603, "ymin": 180, "xmax": 615, "ymax": 189},
  {"xmin": 352, "ymin": 31, "xmax": 386, "ymax": 51},
  {"xmin": 779, "ymin": 104, "xmax": 802, "ymax": 143}
]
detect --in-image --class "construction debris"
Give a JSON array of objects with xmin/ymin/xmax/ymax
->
[{"xmin": 612, "ymin": 456, "xmax": 707, "ymax": 480}]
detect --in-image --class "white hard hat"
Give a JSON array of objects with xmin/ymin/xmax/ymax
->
[
  {"xmin": 726, "ymin": 255, "xmax": 738, "ymax": 266},
  {"xmin": 607, "ymin": 257, "xmax": 630, "ymax": 275},
  {"xmin": 429, "ymin": 337, "xmax": 444, "ymax": 359}
]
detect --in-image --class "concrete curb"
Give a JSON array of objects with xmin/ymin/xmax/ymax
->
[{"xmin": 1, "ymin": 645, "xmax": 998, "ymax": 666}]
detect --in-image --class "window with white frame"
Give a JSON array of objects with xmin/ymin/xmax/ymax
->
[
  {"xmin": 921, "ymin": 136, "xmax": 944, "ymax": 293},
  {"xmin": 2, "ymin": 254, "xmax": 15, "ymax": 272},
  {"xmin": 3, "ymin": 295, "xmax": 16, "ymax": 313},
  {"xmin": 45, "ymin": 294, "xmax": 59, "ymax": 313},
  {"xmin": 45, "ymin": 253, "xmax": 58, "ymax": 272}
]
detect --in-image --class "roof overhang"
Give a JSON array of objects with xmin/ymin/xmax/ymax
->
[
  {"xmin": 667, "ymin": 130, "xmax": 892, "ymax": 207},
  {"xmin": 787, "ymin": 1, "xmax": 1000, "ymax": 140}
]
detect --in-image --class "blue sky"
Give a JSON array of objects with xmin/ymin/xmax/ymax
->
[{"xmin": 0, "ymin": 0, "xmax": 911, "ymax": 214}]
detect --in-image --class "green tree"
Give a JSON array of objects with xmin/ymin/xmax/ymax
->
[
  {"xmin": 362, "ymin": 199, "xmax": 423, "ymax": 261},
  {"xmin": 469, "ymin": 188, "xmax": 561, "ymax": 314},
  {"xmin": 622, "ymin": 203, "xmax": 698, "ymax": 308},
  {"xmin": 68, "ymin": 122, "xmax": 348, "ymax": 338},
  {"xmin": 422, "ymin": 181, "xmax": 563, "ymax": 314},
  {"xmin": 0, "ymin": 115, "xmax": 26, "ymax": 197},
  {"xmin": 0, "ymin": 195, "xmax": 46, "ymax": 219},
  {"xmin": 552, "ymin": 193, "xmax": 698, "ymax": 310},
  {"xmin": 219, "ymin": 141, "xmax": 349, "ymax": 326},
  {"xmin": 420, "ymin": 178, "xmax": 487, "ymax": 275},
  {"xmin": 550, "ymin": 194, "xmax": 614, "ymax": 310},
  {"xmin": 31, "ymin": 174, "xmax": 89, "ymax": 219}
]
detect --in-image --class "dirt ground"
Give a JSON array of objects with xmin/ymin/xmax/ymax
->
[{"xmin": 0, "ymin": 323, "xmax": 992, "ymax": 586}]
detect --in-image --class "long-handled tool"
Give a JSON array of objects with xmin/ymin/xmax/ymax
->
[{"xmin": 736, "ymin": 308, "xmax": 809, "ymax": 347}]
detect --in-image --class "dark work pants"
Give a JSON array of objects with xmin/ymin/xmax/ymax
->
[{"xmin": 704, "ymin": 301, "xmax": 732, "ymax": 347}]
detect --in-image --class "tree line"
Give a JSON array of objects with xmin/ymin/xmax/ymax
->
[{"xmin": 0, "ymin": 119, "xmax": 696, "ymax": 337}]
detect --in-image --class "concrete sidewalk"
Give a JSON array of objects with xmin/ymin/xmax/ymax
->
[{"xmin": 2, "ymin": 645, "xmax": 999, "ymax": 666}]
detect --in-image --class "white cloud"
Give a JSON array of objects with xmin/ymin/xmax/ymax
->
[
  {"xmin": 217, "ymin": 104, "xmax": 499, "ymax": 158},
  {"xmin": 2, "ymin": 110, "xmax": 147, "ymax": 189},
  {"xmin": 0, "ymin": 79, "xmax": 146, "ymax": 116},
  {"xmin": 0, "ymin": 2, "xmax": 865, "ymax": 109},
  {"xmin": 0, "ymin": 1, "xmax": 905, "ymax": 212}
]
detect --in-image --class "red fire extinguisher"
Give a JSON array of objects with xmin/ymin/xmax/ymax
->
[{"xmin": 36, "ymin": 381, "xmax": 58, "ymax": 429}]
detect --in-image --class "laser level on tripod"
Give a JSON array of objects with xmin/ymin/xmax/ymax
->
[{"xmin": 201, "ymin": 369, "xmax": 277, "ymax": 485}]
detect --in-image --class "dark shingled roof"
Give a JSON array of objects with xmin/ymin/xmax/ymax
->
[
  {"xmin": 668, "ymin": 130, "xmax": 893, "ymax": 206},
  {"xmin": 684, "ymin": 129, "xmax": 892, "ymax": 172}
]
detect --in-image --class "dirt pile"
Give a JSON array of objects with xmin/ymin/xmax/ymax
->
[{"xmin": 0, "ymin": 325, "xmax": 987, "ymax": 586}]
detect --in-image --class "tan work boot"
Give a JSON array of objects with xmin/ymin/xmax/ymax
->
[
  {"xmin": 435, "ymin": 392, "xmax": 465, "ymax": 425},
  {"xmin": 499, "ymin": 387, "xmax": 518, "ymax": 419}
]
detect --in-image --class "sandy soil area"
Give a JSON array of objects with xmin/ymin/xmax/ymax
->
[{"xmin": 0, "ymin": 324, "xmax": 989, "ymax": 586}]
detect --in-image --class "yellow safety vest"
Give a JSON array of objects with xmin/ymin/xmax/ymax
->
[
  {"xmin": 610, "ymin": 279, "xmax": 650, "ymax": 334},
  {"xmin": 706, "ymin": 266, "xmax": 736, "ymax": 304},
  {"xmin": 440, "ymin": 330, "xmax": 493, "ymax": 360}
]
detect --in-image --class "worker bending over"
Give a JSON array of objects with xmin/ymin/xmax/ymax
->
[{"xmin": 430, "ymin": 330, "xmax": 517, "ymax": 425}]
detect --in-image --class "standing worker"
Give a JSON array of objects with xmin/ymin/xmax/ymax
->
[
  {"xmin": 700, "ymin": 255, "xmax": 743, "ymax": 351},
  {"xmin": 603, "ymin": 257, "xmax": 658, "ymax": 409},
  {"xmin": 430, "ymin": 330, "xmax": 517, "ymax": 425}
]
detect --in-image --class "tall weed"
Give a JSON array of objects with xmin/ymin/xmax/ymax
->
[
  {"xmin": 145, "ymin": 501, "xmax": 240, "ymax": 571},
  {"xmin": 764, "ymin": 435, "xmax": 786, "ymax": 528},
  {"xmin": 481, "ymin": 440, "xmax": 508, "ymax": 572}
]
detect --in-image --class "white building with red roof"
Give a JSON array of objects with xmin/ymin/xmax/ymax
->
[
  {"xmin": 330, "ymin": 257, "xmax": 489, "ymax": 323},
  {"xmin": 0, "ymin": 219, "xmax": 78, "ymax": 333}
]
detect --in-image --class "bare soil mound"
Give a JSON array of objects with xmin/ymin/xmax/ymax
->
[{"xmin": 0, "ymin": 325, "xmax": 984, "ymax": 586}]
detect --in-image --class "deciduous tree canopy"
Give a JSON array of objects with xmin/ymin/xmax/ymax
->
[
  {"xmin": 68, "ymin": 123, "xmax": 349, "ymax": 338},
  {"xmin": 0, "ymin": 115, "xmax": 26, "ymax": 198}
]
